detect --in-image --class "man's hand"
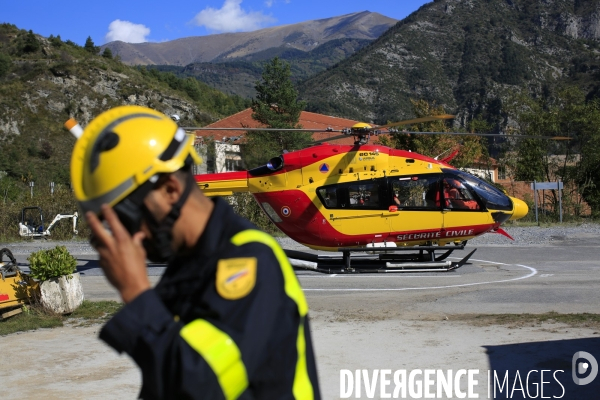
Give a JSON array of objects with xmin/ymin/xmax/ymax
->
[{"xmin": 86, "ymin": 205, "xmax": 151, "ymax": 303}]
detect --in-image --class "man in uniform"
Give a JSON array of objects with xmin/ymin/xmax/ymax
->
[{"xmin": 69, "ymin": 105, "xmax": 321, "ymax": 399}]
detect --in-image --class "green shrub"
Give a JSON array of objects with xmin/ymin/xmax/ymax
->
[
  {"xmin": 0, "ymin": 53, "xmax": 11, "ymax": 78},
  {"xmin": 228, "ymin": 192, "xmax": 280, "ymax": 235},
  {"xmin": 27, "ymin": 245, "xmax": 77, "ymax": 281}
]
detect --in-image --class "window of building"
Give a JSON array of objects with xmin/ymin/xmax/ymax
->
[
  {"xmin": 225, "ymin": 153, "xmax": 244, "ymax": 172},
  {"xmin": 498, "ymin": 166, "xmax": 506, "ymax": 180}
]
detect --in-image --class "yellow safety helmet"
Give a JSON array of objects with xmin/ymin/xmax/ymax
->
[{"xmin": 70, "ymin": 105, "xmax": 201, "ymax": 216}]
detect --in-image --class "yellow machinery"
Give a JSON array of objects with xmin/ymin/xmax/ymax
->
[{"xmin": 0, "ymin": 248, "xmax": 37, "ymax": 318}]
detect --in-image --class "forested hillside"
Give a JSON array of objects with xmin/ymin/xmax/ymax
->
[
  {"xmin": 153, "ymin": 38, "xmax": 372, "ymax": 98},
  {"xmin": 0, "ymin": 24, "xmax": 249, "ymax": 189},
  {"xmin": 298, "ymin": 0, "xmax": 600, "ymax": 126}
]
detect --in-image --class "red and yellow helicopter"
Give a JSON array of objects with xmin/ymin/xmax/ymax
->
[{"xmin": 189, "ymin": 116, "xmax": 562, "ymax": 272}]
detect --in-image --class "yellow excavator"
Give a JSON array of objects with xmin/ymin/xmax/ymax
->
[{"xmin": 0, "ymin": 248, "xmax": 37, "ymax": 319}]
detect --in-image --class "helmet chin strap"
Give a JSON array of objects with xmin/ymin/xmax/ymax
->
[{"xmin": 142, "ymin": 173, "xmax": 195, "ymax": 263}]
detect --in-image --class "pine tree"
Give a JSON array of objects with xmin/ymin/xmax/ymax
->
[
  {"xmin": 242, "ymin": 57, "xmax": 312, "ymax": 168},
  {"xmin": 0, "ymin": 53, "xmax": 11, "ymax": 77},
  {"xmin": 22, "ymin": 30, "xmax": 40, "ymax": 53},
  {"xmin": 102, "ymin": 47, "xmax": 113, "ymax": 59},
  {"xmin": 84, "ymin": 36, "xmax": 98, "ymax": 54}
]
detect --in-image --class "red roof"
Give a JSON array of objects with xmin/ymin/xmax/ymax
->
[{"xmin": 193, "ymin": 109, "xmax": 360, "ymax": 145}]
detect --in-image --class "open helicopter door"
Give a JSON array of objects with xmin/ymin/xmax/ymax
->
[{"xmin": 387, "ymin": 174, "xmax": 444, "ymax": 244}]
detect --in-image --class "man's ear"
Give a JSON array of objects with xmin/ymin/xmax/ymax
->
[{"xmin": 160, "ymin": 174, "xmax": 184, "ymax": 205}]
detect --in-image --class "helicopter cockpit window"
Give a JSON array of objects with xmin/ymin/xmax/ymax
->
[
  {"xmin": 391, "ymin": 175, "xmax": 441, "ymax": 210},
  {"xmin": 443, "ymin": 169, "xmax": 512, "ymax": 211},
  {"xmin": 442, "ymin": 178, "xmax": 480, "ymax": 210}
]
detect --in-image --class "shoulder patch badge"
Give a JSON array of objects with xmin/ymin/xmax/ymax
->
[{"xmin": 216, "ymin": 257, "xmax": 257, "ymax": 300}]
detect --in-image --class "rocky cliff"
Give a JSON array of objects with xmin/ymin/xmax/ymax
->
[{"xmin": 298, "ymin": 0, "xmax": 600, "ymax": 125}]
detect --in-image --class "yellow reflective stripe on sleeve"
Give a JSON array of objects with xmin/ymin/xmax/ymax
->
[
  {"xmin": 180, "ymin": 319, "xmax": 248, "ymax": 400},
  {"xmin": 230, "ymin": 230, "xmax": 308, "ymax": 317},
  {"xmin": 230, "ymin": 229, "xmax": 314, "ymax": 400},
  {"xmin": 293, "ymin": 319, "xmax": 314, "ymax": 400}
]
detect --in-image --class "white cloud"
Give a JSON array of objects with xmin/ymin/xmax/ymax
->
[
  {"xmin": 265, "ymin": 0, "xmax": 290, "ymax": 6},
  {"xmin": 105, "ymin": 20, "xmax": 151, "ymax": 43},
  {"xmin": 193, "ymin": 0, "xmax": 275, "ymax": 33}
]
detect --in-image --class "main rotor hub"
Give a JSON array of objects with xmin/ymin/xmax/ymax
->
[
  {"xmin": 348, "ymin": 122, "xmax": 374, "ymax": 145},
  {"xmin": 351, "ymin": 122, "xmax": 372, "ymax": 132}
]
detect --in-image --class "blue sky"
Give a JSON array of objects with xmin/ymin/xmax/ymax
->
[{"xmin": 1, "ymin": 0, "xmax": 432, "ymax": 45}]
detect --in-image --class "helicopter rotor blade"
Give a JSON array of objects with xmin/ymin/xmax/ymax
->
[
  {"xmin": 376, "ymin": 114, "xmax": 455, "ymax": 130},
  {"xmin": 181, "ymin": 127, "xmax": 343, "ymax": 132},
  {"xmin": 182, "ymin": 115, "xmax": 456, "ymax": 132},
  {"xmin": 313, "ymin": 130, "xmax": 571, "ymax": 145},
  {"xmin": 397, "ymin": 131, "xmax": 571, "ymax": 140},
  {"xmin": 182, "ymin": 122, "xmax": 570, "ymax": 143},
  {"xmin": 312, "ymin": 134, "xmax": 354, "ymax": 145}
]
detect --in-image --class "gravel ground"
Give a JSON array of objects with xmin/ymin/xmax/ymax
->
[
  {"xmin": 277, "ymin": 223, "xmax": 600, "ymax": 250},
  {"xmin": 2, "ymin": 223, "xmax": 600, "ymax": 256},
  {"xmin": 468, "ymin": 223, "xmax": 600, "ymax": 245}
]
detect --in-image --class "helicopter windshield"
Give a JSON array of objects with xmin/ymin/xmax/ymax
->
[{"xmin": 443, "ymin": 169, "xmax": 512, "ymax": 211}]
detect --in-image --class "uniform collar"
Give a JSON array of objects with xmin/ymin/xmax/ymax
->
[
  {"xmin": 158, "ymin": 197, "xmax": 233, "ymax": 282},
  {"xmin": 192, "ymin": 197, "xmax": 232, "ymax": 259}
]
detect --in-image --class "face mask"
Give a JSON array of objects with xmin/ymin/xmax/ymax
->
[
  {"xmin": 110, "ymin": 179, "xmax": 155, "ymax": 235},
  {"xmin": 141, "ymin": 173, "xmax": 195, "ymax": 263}
]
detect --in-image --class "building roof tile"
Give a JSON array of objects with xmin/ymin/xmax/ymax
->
[{"xmin": 192, "ymin": 108, "xmax": 361, "ymax": 145}]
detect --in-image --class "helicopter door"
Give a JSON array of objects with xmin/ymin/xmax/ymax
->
[
  {"xmin": 317, "ymin": 179, "xmax": 389, "ymax": 237},
  {"xmin": 440, "ymin": 175, "xmax": 491, "ymax": 239},
  {"xmin": 388, "ymin": 175, "xmax": 444, "ymax": 243}
]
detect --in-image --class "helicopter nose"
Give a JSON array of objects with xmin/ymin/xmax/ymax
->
[{"xmin": 509, "ymin": 197, "xmax": 529, "ymax": 220}]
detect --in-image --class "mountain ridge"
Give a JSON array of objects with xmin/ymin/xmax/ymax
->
[{"xmin": 102, "ymin": 11, "xmax": 397, "ymax": 66}]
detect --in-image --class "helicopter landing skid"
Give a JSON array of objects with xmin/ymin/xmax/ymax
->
[{"xmin": 285, "ymin": 246, "xmax": 476, "ymax": 274}]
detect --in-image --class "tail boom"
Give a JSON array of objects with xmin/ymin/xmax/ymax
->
[{"xmin": 195, "ymin": 171, "xmax": 249, "ymax": 197}]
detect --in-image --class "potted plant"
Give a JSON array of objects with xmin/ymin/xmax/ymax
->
[{"xmin": 28, "ymin": 245, "xmax": 84, "ymax": 314}]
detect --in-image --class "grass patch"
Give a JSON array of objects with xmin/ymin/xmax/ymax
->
[
  {"xmin": 455, "ymin": 312, "xmax": 600, "ymax": 330},
  {"xmin": 0, "ymin": 300, "xmax": 123, "ymax": 336},
  {"xmin": 0, "ymin": 306, "xmax": 63, "ymax": 336},
  {"xmin": 69, "ymin": 300, "xmax": 122, "ymax": 321}
]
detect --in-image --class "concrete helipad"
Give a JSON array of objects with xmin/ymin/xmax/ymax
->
[{"xmin": 2, "ymin": 238, "xmax": 600, "ymax": 399}]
